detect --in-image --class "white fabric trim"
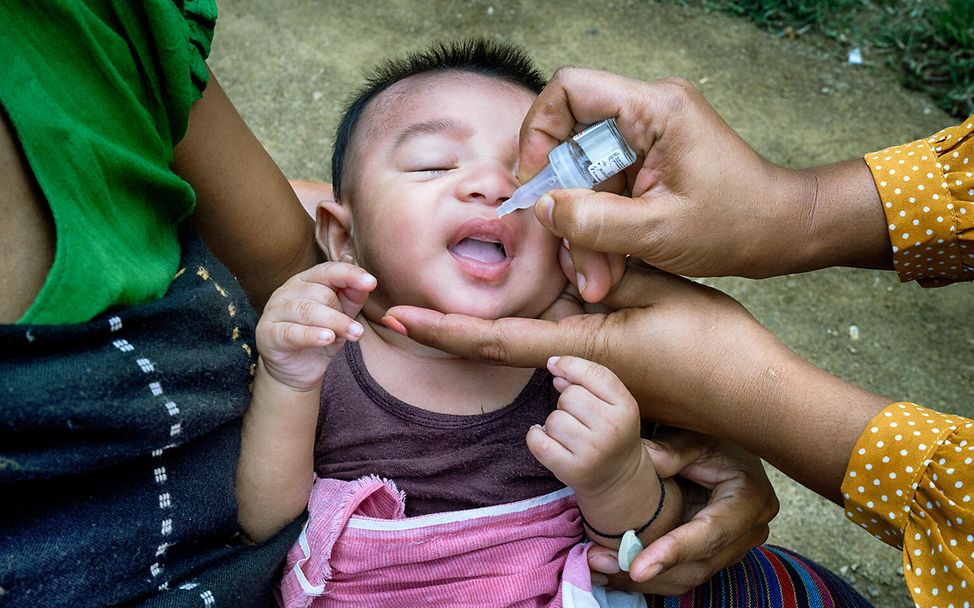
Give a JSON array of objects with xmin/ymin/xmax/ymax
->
[
  {"xmin": 346, "ymin": 487, "xmax": 575, "ymax": 531},
  {"xmin": 292, "ymin": 523, "xmax": 325, "ymax": 595}
]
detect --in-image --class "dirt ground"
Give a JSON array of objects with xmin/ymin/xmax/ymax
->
[{"xmin": 209, "ymin": 1, "xmax": 972, "ymax": 605}]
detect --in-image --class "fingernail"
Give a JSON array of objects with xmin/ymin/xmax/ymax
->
[
  {"xmin": 361, "ymin": 273, "xmax": 377, "ymax": 287},
  {"xmin": 576, "ymin": 273, "xmax": 587, "ymax": 295},
  {"xmin": 589, "ymin": 552, "xmax": 621, "ymax": 574},
  {"xmin": 538, "ymin": 194, "xmax": 554, "ymax": 225},
  {"xmin": 547, "ymin": 355, "xmax": 560, "ymax": 369},
  {"xmin": 590, "ymin": 573, "xmax": 609, "ymax": 587},
  {"xmin": 643, "ymin": 440, "xmax": 661, "ymax": 452},
  {"xmin": 318, "ymin": 330, "xmax": 335, "ymax": 343},
  {"xmin": 381, "ymin": 315, "xmax": 408, "ymax": 336},
  {"xmin": 561, "ymin": 238, "xmax": 571, "ymax": 251},
  {"xmin": 347, "ymin": 322, "xmax": 364, "ymax": 338}
]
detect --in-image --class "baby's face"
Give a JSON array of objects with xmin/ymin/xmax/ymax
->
[{"xmin": 345, "ymin": 72, "xmax": 565, "ymax": 321}]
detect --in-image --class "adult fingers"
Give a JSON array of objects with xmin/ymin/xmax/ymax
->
[
  {"xmin": 597, "ymin": 263, "xmax": 692, "ymax": 311},
  {"xmin": 628, "ymin": 505, "xmax": 768, "ymax": 583},
  {"xmin": 535, "ymin": 189, "xmax": 661, "ymax": 263},
  {"xmin": 642, "ymin": 431, "xmax": 718, "ymax": 480},
  {"xmin": 573, "ymin": 248, "xmax": 627, "ymax": 303},
  {"xmin": 570, "ymin": 245, "xmax": 613, "ymax": 303},
  {"xmin": 382, "ymin": 307, "xmax": 605, "ymax": 368},
  {"xmin": 600, "ymin": 528, "xmax": 766, "ymax": 596},
  {"xmin": 600, "ymin": 558, "xmax": 726, "ymax": 596},
  {"xmin": 518, "ymin": 67, "xmax": 651, "ymax": 182}
]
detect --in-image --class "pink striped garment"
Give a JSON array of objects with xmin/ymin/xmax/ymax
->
[{"xmin": 278, "ymin": 476, "xmax": 645, "ymax": 608}]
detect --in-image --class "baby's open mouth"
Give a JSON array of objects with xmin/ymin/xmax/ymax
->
[
  {"xmin": 448, "ymin": 218, "xmax": 515, "ymax": 270},
  {"xmin": 449, "ymin": 237, "xmax": 507, "ymax": 264}
]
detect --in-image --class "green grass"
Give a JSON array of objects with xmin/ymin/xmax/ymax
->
[{"xmin": 672, "ymin": 0, "xmax": 974, "ymax": 119}]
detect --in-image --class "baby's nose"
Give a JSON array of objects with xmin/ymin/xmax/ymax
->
[{"xmin": 458, "ymin": 167, "xmax": 517, "ymax": 206}]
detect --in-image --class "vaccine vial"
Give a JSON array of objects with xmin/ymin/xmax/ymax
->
[{"xmin": 497, "ymin": 118, "xmax": 637, "ymax": 217}]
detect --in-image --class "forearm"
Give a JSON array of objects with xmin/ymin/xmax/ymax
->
[
  {"xmin": 174, "ymin": 69, "xmax": 322, "ymax": 311},
  {"xmin": 575, "ymin": 451, "xmax": 683, "ymax": 550},
  {"xmin": 237, "ymin": 358, "xmax": 321, "ymax": 542},
  {"xmin": 695, "ymin": 343, "xmax": 890, "ymax": 504}
]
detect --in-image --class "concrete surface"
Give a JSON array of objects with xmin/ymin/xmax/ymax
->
[{"xmin": 209, "ymin": 1, "xmax": 973, "ymax": 605}]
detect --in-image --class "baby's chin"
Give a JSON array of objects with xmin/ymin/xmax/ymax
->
[
  {"xmin": 363, "ymin": 280, "xmax": 569, "ymax": 323},
  {"xmin": 428, "ymin": 290, "xmax": 565, "ymax": 321}
]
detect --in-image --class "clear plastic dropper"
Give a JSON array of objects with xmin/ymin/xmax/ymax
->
[{"xmin": 497, "ymin": 118, "xmax": 636, "ymax": 217}]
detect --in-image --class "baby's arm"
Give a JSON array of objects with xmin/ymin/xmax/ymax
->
[
  {"xmin": 528, "ymin": 356, "xmax": 683, "ymax": 553},
  {"xmin": 237, "ymin": 262, "xmax": 376, "ymax": 543}
]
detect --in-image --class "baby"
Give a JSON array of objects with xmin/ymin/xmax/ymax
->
[{"xmin": 237, "ymin": 40, "xmax": 682, "ymax": 606}]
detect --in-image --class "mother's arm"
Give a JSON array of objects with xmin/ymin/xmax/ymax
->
[{"xmin": 172, "ymin": 69, "xmax": 323, "ymax": 311}]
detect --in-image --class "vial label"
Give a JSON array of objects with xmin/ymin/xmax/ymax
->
[{"xmin": 587, "ymin": 150, "xmax": 629, "ymax": 182}]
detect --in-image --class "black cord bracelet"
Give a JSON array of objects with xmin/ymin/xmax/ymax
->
[{"xmin": 580, "ymin": 474, "xmax": 666, "ymax": 540}]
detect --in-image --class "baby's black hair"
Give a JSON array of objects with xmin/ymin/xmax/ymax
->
[{"xmin": 331, "ymin": 38, "xmax": 547, "ymax": 200}]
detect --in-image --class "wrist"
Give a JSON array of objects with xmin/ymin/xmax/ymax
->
[
  {"xmin": 795, "ymin": 160, "xmax": 893, "ymax": 273},
  {"xmin": 575, "ymin": 448, "xmax": 663, "ymax": 547},
  {"xmin": 753, "ymin": 163, "xmax": 820, "ymax": 277},
  {"xmin": 257, "ymin": 356, "xmax": 325, "ymax": 394}
]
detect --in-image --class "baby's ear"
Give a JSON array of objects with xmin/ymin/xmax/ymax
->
[{"xmin": 316, "ymin": 200, "xmax": 356, "ymax": 263}]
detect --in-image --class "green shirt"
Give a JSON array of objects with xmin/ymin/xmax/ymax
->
[{"xmin": 0, "ymin": 0, "xmax": 217, "ymax": 324}]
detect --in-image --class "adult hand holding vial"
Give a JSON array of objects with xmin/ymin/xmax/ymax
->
[{"xmin": 497, "ymin": 118, "xmax": 636, "ymax": 217}]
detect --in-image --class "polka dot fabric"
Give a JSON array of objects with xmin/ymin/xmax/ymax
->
[
  {"xmin": 864, "ymin": 115, "xmax": 974, "ymax": 286},
  {"xmin": 843, "ymin": 402, "xmax": 974, "ymax": 607}
]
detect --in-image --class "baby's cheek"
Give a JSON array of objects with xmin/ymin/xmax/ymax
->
[{"xmin": 521, "ymin": 264, "xmax": 571, "ymax": 320}]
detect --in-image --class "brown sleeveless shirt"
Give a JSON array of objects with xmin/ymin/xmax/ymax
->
[{"xmin": 314, "ymin": 342, "xmax": 565, "ymax": 516}]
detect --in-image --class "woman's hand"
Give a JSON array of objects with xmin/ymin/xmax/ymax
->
[
  {"xmin": 515, "ymin": 67, "xmax": 890, "ymax": 301},
  {"xmin": 587, "ymin": 431, "xmax": 777, "ymax": 595},
  {"xmin": 384, "ymin": 263, "xmax": 889, "ymax": 502}
]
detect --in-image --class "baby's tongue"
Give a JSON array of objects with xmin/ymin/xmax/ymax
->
[{"xmin": 450, "ymin": 238, "xmax": 505, "ymax": 263}]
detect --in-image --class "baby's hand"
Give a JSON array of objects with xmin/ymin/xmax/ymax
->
[
  {"xmin": 256, "ymin": 262, "xmax": 376, "ymax": 391},
  {"xmin": 527, "ymin": 356, "xmax": 648, "ymax": 498}
]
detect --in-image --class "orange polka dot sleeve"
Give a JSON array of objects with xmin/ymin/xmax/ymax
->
[
  {"xmin": 864, "ymin": 115, "xmax": 974, "ymax": 286},
  {"xmin": 843, "ymin": 404, "xmax": 974, "ymax": 606}
]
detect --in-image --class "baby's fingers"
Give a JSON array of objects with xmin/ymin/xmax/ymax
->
[
  {"xmin": 547, "ymin": 356, "xmax": 635, "ymax": 408},
  {"xmin": 266, "ymin": 321, "xmax": 339, "ymax": 350},
  {"xmin": 526, "ymin": 422, "xmax": 575, "ymax": 479},
  {"xmin": 298, "ymin": 262, "xmax": 376, "ymax": 315},
  {"xmin": 269, "ymin": 299, "xmax": 364, "ymax": 344},
  {"xmin": 299, "ymin": 261, "xmax": 376, "ymax": 292}
]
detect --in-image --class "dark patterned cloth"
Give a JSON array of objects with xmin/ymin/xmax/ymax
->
[
  {"xmin": 0, "ymin": 232, "xmax": 302, "ymax": 608},
  {"xmin": 647, "ymin": 545, "xmax": 873, "ymax": 607}
]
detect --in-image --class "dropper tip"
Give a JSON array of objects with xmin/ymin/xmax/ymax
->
[{"xmin": 495, "ymin": 201, "xmax": 517, "ymax": 218}]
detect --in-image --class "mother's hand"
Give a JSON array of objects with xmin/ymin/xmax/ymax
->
[{"xmin": 587, "ymin": 431, "xmax": 777, "ymax": 595}]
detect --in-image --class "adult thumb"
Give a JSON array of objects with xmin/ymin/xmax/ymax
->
[{"xmin": 535, "ymin": 189, "xmax": 654, "ymax": 257}]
